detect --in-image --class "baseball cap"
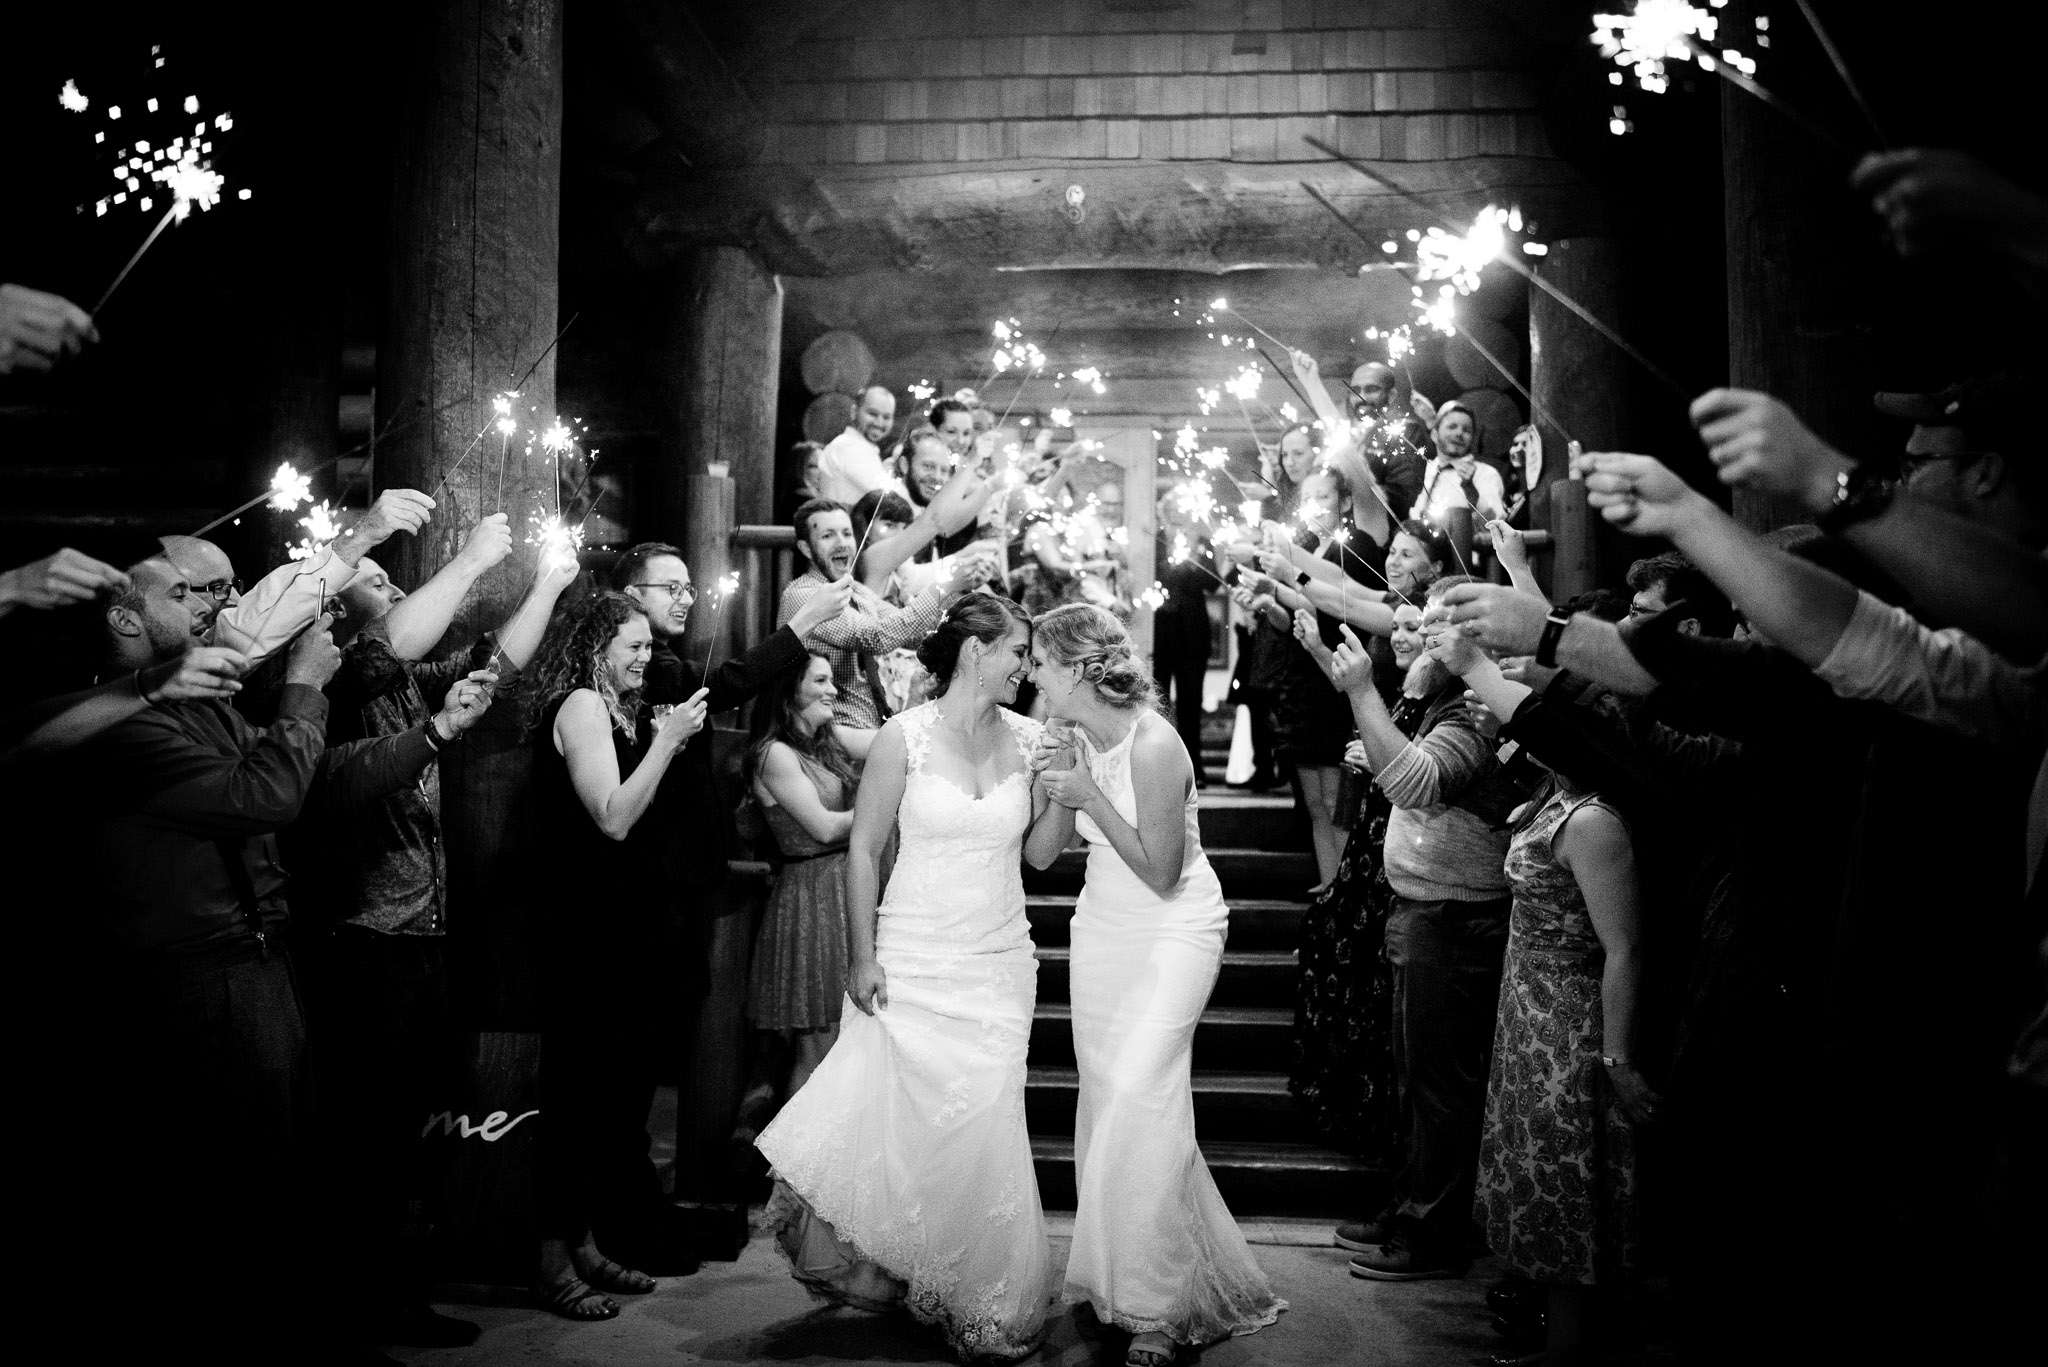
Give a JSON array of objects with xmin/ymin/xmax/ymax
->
[{"xmin": 1872, "ymin": 373, "xmax": 2026, "ymax": 452}]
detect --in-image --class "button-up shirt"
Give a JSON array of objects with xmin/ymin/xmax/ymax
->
[
  {"xmin": 309, "ymin": 625, "xmax": 495, "ymax": 936},
  {"xmin": 778, "ymin": 570, "xmax": 946, "ymax": 729},
  {"xmin": 80, "ymin": 683, "xmax": 437, "ymax": 956},
  {"xmin": 815, "ymin": 428, "xmax": 904, "ymax": 507},
  {"xmin": 1411, "ymin": 455, "xmax": 1506, "ymax": 525}
]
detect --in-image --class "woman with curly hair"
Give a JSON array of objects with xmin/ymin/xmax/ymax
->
[
  {"xmin": 524, "ymin": 591, "xmax": 710, "ymax": 1321},
  {"xmin": 1026, "ymin": 604, "xmax": 1286, "ymax": 1366},
  {"xmin": 744, "ymin": 653, "xmax": 876, "ymax": 1100}
]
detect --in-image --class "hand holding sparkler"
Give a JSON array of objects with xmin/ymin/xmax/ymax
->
[
  {"xmin": 334, "ymin": 489, "xmax": 435, "ymax": 567},
  {"xmin": 0, "ymin": 284, "xmax": 100, "ymax": 376},
  {"xmin": 1290, "ymin": 608, "xmax": 1337, "ymax": 676},
  {"xmin": 1325, "ymin": 624, "xmax": 1377, "ymax": 696},
  {"xmin": 283, "ymin": 613, "xmax": 343, "ymax": 690},
  {"xmin": 1425, "ymin": 615, "xmax": 1488, "ymax": 678},
  {"xmin": 1579, "ymin": 452, "xmax": 1713, "ymax": 538},
  {"xmin": 0, "ymin": 547, "xmax": 130, "ymax": 616},
  {"xmin": 787, "ymin": 574, "xmax": 854, "ymax": 638},
  {"xmin": 452, "ymin": 513, "xmax": 513, "ymax": 576},
  {"xmin": 139, "ymin": 645, "xmax": 249, "ymax": 703},
  {"xmin": 432, "ymin": 670, "xmax": 500, "ymax": 739},
  {"xmin": 1439, "ymin": 582, "xmax": 1552, "ymax": 656},
  {"xmin": 1852, "ymin": 148, "xmax": 2048, "ymax": 271},
  {"xmin": 652, "ymin": 687, "xmax": 711, "ymax": 752},
  {"xmin": 1487, "ymin": 519, "xmax": 1532, "ymax": 578},
  {"xmin": 1686, "ymin": 389, "xmax": 1853, "ymax": 511}
]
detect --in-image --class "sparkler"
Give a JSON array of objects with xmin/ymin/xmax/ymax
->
[
  {"xmin": 1592, "ymin": 1, "xmax": 1848, "ymax": 152},
  {"xmin": 268, "ymin": 462, "xmax": 312, "ymax": 511},
  {"xmin": 1301, "ymin": 147, "xmax": 1688, "ymax": 399},
  {"xmin": 92, "ymin": 152, "xmax": 227, "ymax": 314},
  {"xmin": 1207, "ymin": 298, "xmax": 1292, "ymax": 353},
  {"xmin": 1168, "ymin": 532, "xmax": 1230, "ymax": 588},
  {"xmin": 703, "ymin": 569, "xmax": 743, "ymax": 669},
  {"xmin": 1792, "ymin": 0, "xmax": 1889, "ymax": 146}
]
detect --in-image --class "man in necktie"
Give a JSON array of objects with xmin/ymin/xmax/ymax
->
[{"xmin": 1412, "ymin": 402, "xmax": 1507, "ymax": 526}]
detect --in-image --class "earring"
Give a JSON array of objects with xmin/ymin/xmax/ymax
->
[{"xmin": 977, "ymin": 666, "xmax": 985, "ymax": 689}]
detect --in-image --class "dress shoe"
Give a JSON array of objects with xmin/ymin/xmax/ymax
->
[
  {"xmin": 1347, "ymin": 1233, "xmax": 1465, "ymax": 1281},
  {"xmin": 1333, "ymin": 1211, "xmax": 1396, "ymax": 1253}
]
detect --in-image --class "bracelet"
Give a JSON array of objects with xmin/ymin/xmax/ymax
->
[
  {"xmin": 1534, "ymin": 610, "xmax": 1573, "ymax": 669},
  {"xmin": 421, "ymin": 722, "xmax": 443, "ymax": 752},
  {"xmin": 1815, "ymin": 465, "xmax": 1896, "ymax": 534}
]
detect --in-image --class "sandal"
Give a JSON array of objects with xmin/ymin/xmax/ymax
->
[
  {"xmin": 1126, "ymin": 1332, "xmax": 1178, "ymax": 1367},
  {"xmin": 575, "ymin": 1252, "xmax": 656, "ymax": 1295},
  {"xmin": 534, "ymin": 1271, "xmax": 619, "ymax": 1321}
]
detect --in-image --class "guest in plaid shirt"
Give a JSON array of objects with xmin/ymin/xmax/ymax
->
[{"xmin": 778, "ymin": 498, "xmax": 993, "ymax": 729}]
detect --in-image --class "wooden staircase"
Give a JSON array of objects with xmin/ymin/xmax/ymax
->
[{"xmin": 1024, "ymin": 711, "xmax": 1385, "ymax": 1220}]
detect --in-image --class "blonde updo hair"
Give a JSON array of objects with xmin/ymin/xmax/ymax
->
[{"xmin": 1034, "ymin": 603, "xmax": 1156, "ymax": 710}]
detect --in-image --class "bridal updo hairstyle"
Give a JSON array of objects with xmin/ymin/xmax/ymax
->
[
  {"xmin": 1033, "ymin": 603, "xmax": 1156, "ymax": 710},
  {"xmin": 916, "ymin": 592, "xmax": 1032, "ymax": 697}
]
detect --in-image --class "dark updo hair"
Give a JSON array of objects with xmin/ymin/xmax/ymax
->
[
  {"xmin": 927, "ymin": 397, "xmax": 971, "ymax": 429},
  {"xmin": 915, "ymin": 593, "xmax": 1032, "ymax": 696},
  {"xmin": 1394, "ymin": 519, "xmax": 1455, "ymax": 578},
  {"xmin": 1033, "ymin": 603, "xmax": 1156, "ymax": 710}
]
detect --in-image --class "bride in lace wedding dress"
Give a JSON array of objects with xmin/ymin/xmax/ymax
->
[
  {"xmin": 756, "ymin": 594, "xmax": 1055, "ymax": 1361},
  {"xmin": 1024, "ymin": 605, "xmax": 1286, "ymax": 1367}
]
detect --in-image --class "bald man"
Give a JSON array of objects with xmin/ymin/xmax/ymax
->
[
  {"xmin": 159, "ymin": 487, "xmax": 434, "ymax": 660},
  {"xmin": 1349, "ymin": 361, "xmax": 1429, "ymax": 521},
  {"xmin": 815, "ymin": 384, "xmax": 907, "ymax": 505}
]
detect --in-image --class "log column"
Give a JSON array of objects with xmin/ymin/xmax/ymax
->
[
  {"xmin": 1528, "ymin": 236, "xmax": 1625, "ymax": 597},
  {"xmin": 378, "ymin": 0, "xmax": 564, "ymax": 620},
  {"xmin": 1720, "ymin": 0, "xmax": 1882, "ymax": 531},
  {"xmin": 370, "ymin": 0, "xmax": 564, "ymax": 1277},
  {"xmin": 658, "ymin": 245, "xmax": 784, "ymax": 634}
]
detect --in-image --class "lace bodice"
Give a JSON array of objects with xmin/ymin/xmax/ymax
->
[{"xmin": 882, "ymin": 702, "xmax": 1043, "ymax": 957}]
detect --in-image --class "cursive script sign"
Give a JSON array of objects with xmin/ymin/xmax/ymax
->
[{"xmin": 421, "ymin": 1108, "xmax": 539, "ymax": 1142}]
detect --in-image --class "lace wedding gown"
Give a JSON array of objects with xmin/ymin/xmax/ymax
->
[
  {"xmin": 756, "ymin": 701, "xmax": 1054, "ymax": 1360},
  {"xmin": 1064, "ymin": 717, "xmax": 1287, "ymax": 1344}
]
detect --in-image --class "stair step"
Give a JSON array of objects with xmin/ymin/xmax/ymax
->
[
  {"xmin": 1030, "ymin": 1002, "xmax": 1293, "ymax": 1071},
  {"xmin": 1029, "ymin": 896, "xmax": 1306, "ymax": 952},
  {"xmin": 1025, "ymin": 1067, "xmax": 1319, "ymax": 1144},
  {"xmin": 1030, "ymin": 1136, "xmax": 1385, "ymax": 1219},
  {"xmin": 1024, "ymin": 847, "xmax": 1316, "ymax": 897},
  {"xmin": 1033, "ymin": 945, "xmax": 1296, "ymax": 1009},
  {"xmin": 1194, "ymin": 796, "xmax": 1298, "ymax": 849}
]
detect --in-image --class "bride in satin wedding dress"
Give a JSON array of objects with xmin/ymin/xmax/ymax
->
[
  {"xmin": 1023, "ymin": 604, "xmax": 1286, "ymax": 1367},
  {"xmin": 756, "ymin": 593, "xmax": 1056, "ymax": 1361}
]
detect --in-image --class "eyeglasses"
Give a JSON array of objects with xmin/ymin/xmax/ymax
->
[
  {"xmin": 631, "ymin": 580, "xmax": 697, "ymax": 601},
  {"xmin": 198, "ymin": 578, "xmax": 243, "ymax": 601}
]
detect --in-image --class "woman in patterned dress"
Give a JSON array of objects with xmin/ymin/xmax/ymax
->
[
  {"xmin": 745, "ymin": 653, "xmax": 875, "ymax": 1099},
  {"xmin": 1430, "ymin": 624, "xmax": 1662, "ymax": 1364}
]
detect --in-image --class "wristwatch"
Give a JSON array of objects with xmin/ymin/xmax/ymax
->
[
  {"xmin": 1600, "ymin": 1055, "xmax": 1631, "ymax": 1069},
  {"xmin": 1534, "ymin": 610, "xmax": 1573, "ymax": 669},
  {"xmin": 1294, "ymin": 570, "xmax": 1312, "ymax": 589},
  {"xmin": 1815, "ymin": 465, "xmax": 1896, "ymax": 534}
]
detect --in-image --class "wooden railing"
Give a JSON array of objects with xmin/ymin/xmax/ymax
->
[{"xmin": 731, "ymin": 524, "xmax": 798, "ymax": 646}]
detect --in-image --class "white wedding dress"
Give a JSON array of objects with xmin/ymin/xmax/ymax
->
[
  {"xmin": 756, "ymin": 701, "xmax": 1054, "ymax": 1361},
  {"xmin": 1064, "ymin": 716, "xmax": 1287, "ymax": 1344}
]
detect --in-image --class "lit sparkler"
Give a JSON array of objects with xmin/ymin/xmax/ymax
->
[
  {"xmin": 92, "ymin": 149, "xmax": 231, "ymax": 313},
  {"xmin": 59, "ymin": 80, "xmax": 89, "ymax": 113},
  {"xmin": 287, "ymin": 501, "xmax": 342, "ymax": 562},
  {"xmin": 268, "ymin": 462, "xmax": 312, "ymax": 511},
  {"xmin": 1592, "ymin": 1, "xmax": 1735, "ymax": 96}
]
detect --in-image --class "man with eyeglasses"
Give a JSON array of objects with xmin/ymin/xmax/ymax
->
[
  {"xmin": 598, "ymin": 540, "xmax": 852, "ymax": 1270},
  {"xmin": 158, "ymin": 487, "xmax": 438, "ymax": 660}
]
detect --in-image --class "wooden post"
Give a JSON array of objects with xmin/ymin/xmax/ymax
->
[
  {"xmin": 682, "ymin": 474, "xmax": 736, "ymax": 667},
  {"xmin": 368, "ymin": 0, "xmax": 563, "ymax": 1277},
  {"xmin": 1548, "ymin": 479, "xmax": 1598, "ymax": 602},
  {"xmin": 1720, "ymin": 0, "xmax": 1884, "ymax": 532},
  {"xmin": 658, "ymin": 246, "xmax": 784, "ymax": 546},
  {"xmin": 375, "ymin": 0, "xmax": 562, "ymax": 628},
  {"xmin": 1528, "ymin": 237, "xmax": 1625, "ymax": 595}
]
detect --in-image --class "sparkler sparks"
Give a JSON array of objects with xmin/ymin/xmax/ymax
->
[
  {"xmin": 529, "ymin": 513, "xmax": 585, "ymax": 570},
  {"xmin": 1592, "ymin": 0, "xmax": 1742, "ymax": 96},
  {"xmin": 59, "ymin": 80, "xmax": 89, "ymax": 113},
  {"xmin": 287, "ymin": 501, "xmax": 342, "ymax": 562},
  {"xmin": 268, "ymin": 462, "xmax": 312, "ymax": 511}
]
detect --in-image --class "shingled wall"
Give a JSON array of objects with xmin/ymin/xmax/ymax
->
[{"xmin": 753, "ymin": 0, "xmax": 1556, "ymax": 170}]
